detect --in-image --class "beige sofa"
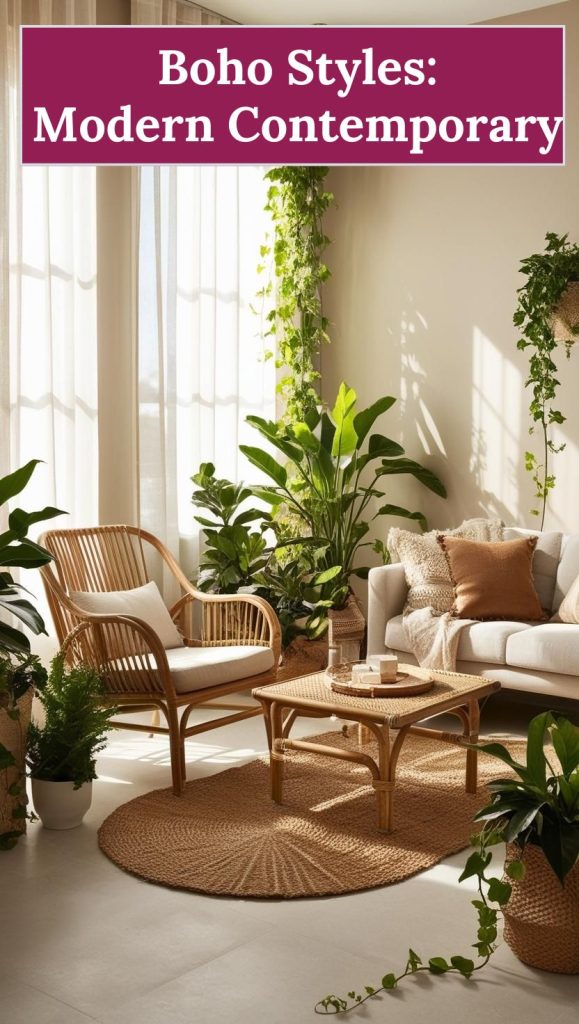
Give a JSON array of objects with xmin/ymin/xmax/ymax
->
[{"xmin": 367, "ymin": 528, "xmax": 579, "ymax": 704}]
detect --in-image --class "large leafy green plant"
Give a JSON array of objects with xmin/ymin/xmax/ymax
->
[
  {"xmin": 191, "ymin": 463, "xmax": 341, "ymax": 646},
  {"xmin": 0, "ymin": 460, "xmax": 63, "ymax": 654},
  {"xmin": 27, "ymin": 655, "xmax": 117, "ymax": 788},
  {"xmin": 0, "ymin": 461, "xmax": 64, "ymax": 848},
  {"xmin": 241, "ymin": 383, "xmax": 446, "ymax": 605},
  {"xmin": 258, "ymin": 166, "xmax": 334, "ymax": 422},
  {"xmin": 475, "ymin": 710, "xmax": 579, "ymax": 884},
  {"xmin": 514, "ymin": 232, "xmax": 579, "ymax": 527},
  {"xmin": 316, "ymin": 713, "xmax": 579, "ymax": 1015},
  {"xmin": 191, "ymin": 463, "xmax": 270, "ymax": 593}
]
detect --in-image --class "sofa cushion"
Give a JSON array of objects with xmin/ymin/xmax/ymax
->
[
  {"xmin": 503, "ymin": 528, "xmax": 562, "ymax": 612},
  {"xmin": 555, "ymin": 568, "xmax": 579, "ymax": 624},
  {"xmin": 387, "ymin": 518, "xmax": 503, "ymax": 614},
  {"xmin": 553, "ymin": 535, "xmax": 579, "ymax": 612},
  {"xmin": 385, "ymin": 614, "xmax": 532, "ymax": 665},
  {"xmin": 506, "ymin": 623, "xmax": 579, "ymax": 677},
  {"xmin": 437, "ymin": 535, "xmax": 544, "ymax": 621}
]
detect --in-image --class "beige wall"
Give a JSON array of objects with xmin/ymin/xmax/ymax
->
[{"xmin": 322, "ymin": 1, "xmax": 579, "ymax": 545}]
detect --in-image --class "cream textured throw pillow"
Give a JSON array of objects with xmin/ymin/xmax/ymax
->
[
  {"xmin": 556, "ymin": 571, "xmax": 579, "ymax": 624},
  {"xmin": 70, "ymin": 581, "xmax": 184, "ymax": 649},
  {"xmin": 387, "ymin": 518, "xmax": 503, "ymax": 613}
]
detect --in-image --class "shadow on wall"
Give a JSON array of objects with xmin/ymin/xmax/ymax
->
[{"xmin": 322, "ymin": 164, "xmax": 579, "ymax": 536}]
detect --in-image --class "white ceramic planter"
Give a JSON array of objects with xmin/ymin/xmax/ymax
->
[{"xmin": 31, "ymin": 779, "xmax": 92, "ymax": 830}]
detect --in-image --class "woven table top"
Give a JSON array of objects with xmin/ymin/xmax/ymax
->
[{"xmin": 254, "ymin": 664, "xmax": 501, "ymax": 728}]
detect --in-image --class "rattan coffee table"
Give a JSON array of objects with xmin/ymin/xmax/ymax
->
[{"xmin": 253, "ymin": 664, "xmax": 500, "ymax": 832}]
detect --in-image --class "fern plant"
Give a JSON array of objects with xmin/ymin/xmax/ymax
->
[{"xmin": 27, "ymin": 656, "xmax": 117, "ymax": 788}]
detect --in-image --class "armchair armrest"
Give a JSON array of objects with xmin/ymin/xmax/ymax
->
[
  {"xmin": 170, "ymin": 591, "xmax": 281, "ymax": 668},
  {"xmin": 367, "ymin": 563, "xmax": 408, "ymax": 657},
  {"xmin": 60, "ymin": 613, "xmax": 176, "ymax": 699}
]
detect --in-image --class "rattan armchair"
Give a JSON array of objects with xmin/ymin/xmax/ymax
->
[{"xmin": 39, "ymin": 525, "xmax": 281, "ymax": 795}]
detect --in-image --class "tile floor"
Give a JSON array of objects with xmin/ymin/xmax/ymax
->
[{"xmin": 1, "ymin": 694, "xmax": 578, "ymax": 1024}]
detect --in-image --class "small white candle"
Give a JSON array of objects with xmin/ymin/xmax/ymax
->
[
  {"xmin": 351, "ymin": 663, "xmax": 369, "ymax": 685},
  {"xmin": 368, "ymin": 655, "xmax": 398, "ymax": 681}
]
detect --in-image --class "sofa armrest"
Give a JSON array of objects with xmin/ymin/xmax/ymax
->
[{"xmin": 367, "ymin": 563, "xmax": 408, "ymax": 657}]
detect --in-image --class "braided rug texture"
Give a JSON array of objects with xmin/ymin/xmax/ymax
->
[{"xmin": 98, "ymin": 730, "xmax": 525, "ymax": 899}]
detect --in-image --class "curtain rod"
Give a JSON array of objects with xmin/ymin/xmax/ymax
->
[{"xmin": 179, "ymin": 0, "xmax": 240, "ymax": 25}]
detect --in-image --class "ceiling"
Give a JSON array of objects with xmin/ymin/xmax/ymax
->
[{"xmin": 209, "ymin": 0, "xmax": 567, "ymax": 26}]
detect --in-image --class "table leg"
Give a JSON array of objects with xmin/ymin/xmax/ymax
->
[
  {"xmin": 465, "ymin": 699, "xmax": 480, "ymax": 794},
  {"xmin": 358, "ymin": 723, "xmax": 373, "ymax": 745},
  {"xmin": 270, "ymin": 700, "xmax": 285, "ymax": 804},
  {"xmin": 371, "ymin": 723, "xmax": 394, "ymax": 832}
]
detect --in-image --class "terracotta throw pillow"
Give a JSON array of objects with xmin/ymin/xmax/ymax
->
[
  {"xmin": 437, "ymin": 535, "xmax": 544, "ymax": 621},
  {"xmin": 387, "ymin": 517, "xmax": 503, "ymax": 614}
]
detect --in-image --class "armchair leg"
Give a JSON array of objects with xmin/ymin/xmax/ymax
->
[{"xmin": 167, "ymin": 706, "xmax": 185, "ymax": 796}]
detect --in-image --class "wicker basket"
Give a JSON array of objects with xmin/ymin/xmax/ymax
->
[
  {"xmin": 276, "ymin": 636, "xmax": 329, "ymax": 682},
  {"xmin": 0, "ymin": 689, "xmax": 33, "ymax": 838},
  {"xmin": 503, "ymin": 843, "xmax": 579, "ymax": 974},
  {"xmin": 551, "ymin": 280, "xmax": 579, "ymax": 345}
]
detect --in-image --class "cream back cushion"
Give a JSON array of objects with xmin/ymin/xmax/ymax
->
[
  {"xmin": 70, "ymin": 581, "xmax": 184, "ymax": 649},
  {"xmin": 387, "ymin": 518, "xmax": 503, "ymax": 614},
  {"xmin": 555, "ymin": 570, "xmax": 579, "ymax": 624}
]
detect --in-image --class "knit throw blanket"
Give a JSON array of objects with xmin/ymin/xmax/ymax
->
[{"xmin": 402, "ymin": 607, "xmax": 474, "ymax": 671}]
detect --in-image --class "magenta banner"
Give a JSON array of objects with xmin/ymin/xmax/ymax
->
[{"xmin": 21, "ymin": 25, "xmax": 564, "ymax": 166}]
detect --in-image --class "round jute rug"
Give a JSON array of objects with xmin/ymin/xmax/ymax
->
[{"xmin": 98, "ymin": 730, "xmax": 525, "ymax": 899}]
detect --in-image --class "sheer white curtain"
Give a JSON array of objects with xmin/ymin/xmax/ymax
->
[
  {"xmin": 138, "ymin": 165, "xmax": 275, "ymax": 578},
  {"xmin": 131, "ymin": 0, "xmax": 234, "ymax": 26},
  {"xmin": 0, "ymin": 0, "xmax": 98, "ymax": 525},
  {"xmin": 133, "ymin": 1, "xmax": 275, "ymax": 578}
]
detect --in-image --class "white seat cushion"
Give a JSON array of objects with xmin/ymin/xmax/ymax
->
[
  {"xmin": 385, "ymin": 614, "xmax": 532, "ymax": 665},
  {"xmin": 71, "ymin": 581, "xmax": 184, "ymax": 649},
  {"xmin": 506, "ymin": 623, "xmax": 579, "ymax": 676},
  {"xmin": 165, "ymin": 644, "xmax": 275, "ymax": 693}
]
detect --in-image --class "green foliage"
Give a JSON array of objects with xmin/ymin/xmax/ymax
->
[
  {"xmin": 475, "ymin": 712, "xmax": 579, "ymax": 885},
  {"xmin": 191, "ymin": 463, "xmax": 271, "ymax": 593},
  {"xmin": 514, "ymin": 233, "xmax": 579, "ymax": 527},
  {"xmin": 191, "ymin": 464, "xmax": 339, "ymax": 646},
  {"xmin": 258, "ymin": 166, "xmax": 334, "ymax": 422},
  {"xmin": 0, "ymin": 651, "xmax": 47, "ymax": 848},
  {"xmin": 27, "ymin": 655, "xmax": 117, "ymax": 788},
  {"xmin": 0, "ymin": 459, "xmax": 64, "ymax": 655},
  {"xmin": 242, "ymin": 383, "xmax": 446, "ymax": 604},
  {"xmin": 316, "ymin": 712, "xmax": 579, "ymax": 1015}
]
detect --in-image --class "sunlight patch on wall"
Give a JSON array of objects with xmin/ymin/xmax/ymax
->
[{"xmin": 471, "ymin": 327, "xmax": 521, "ymax": 521}]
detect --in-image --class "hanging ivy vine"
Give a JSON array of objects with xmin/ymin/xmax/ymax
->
[
  {"xmin": 514, "ymin": 232, "xmax": 579, "ymax": 528},
  {"xmin": 258, "ymin": 166, "xmax": 334, "ymax": 422}
]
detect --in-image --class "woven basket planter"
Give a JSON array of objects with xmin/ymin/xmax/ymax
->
[
  {"xmin": 0, "ymin": 689, "xmax": 33, "ymax": 839},
  {"xmin": 328, "ymin": 593, "xmax": 366, "ymax": 667},
  {"xmin": 551, "ymin": 280, "xmax": 579, "ymax": 344},
  {"xmin": 276, "ymin": 636, "xmax": 329, "ymax": 682},
  {"xmin": 503, "ymin": 843, "xmax": 579, "ymax": 974}
]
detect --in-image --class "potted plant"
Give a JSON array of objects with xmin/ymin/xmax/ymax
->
[
  {"xmin": 316, "ymin": 712, "xmax": 579, "ymax": 1014},
  {"xmin": 0, "ymin": 460, "xmax": 64, "ymax": 849},
  {"xmin": 191, "ymin": 463, "xmax": 341, "ymax": 675},
  {"xmin": 27, "ymin": 655, "xmax": 117, "ymax": 830},
  {"xmin": 242, "ymin": 381, "xmax": 446, "ymax": 600},
  {"xmin": 514, "ymin": 232, "xmax": 579, "ymax": 527}
]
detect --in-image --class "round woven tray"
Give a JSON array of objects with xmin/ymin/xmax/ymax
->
[{"xmin": 325, "ymin": 663, "xmax": 434, "ymax": 698}]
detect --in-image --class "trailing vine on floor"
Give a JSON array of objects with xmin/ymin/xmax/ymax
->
[
  {"xmin": 514, "ymin": 232, "xmax": 579, "ymax": 528},
  {"xmin": 257, "ymin": 166, "xmax": 334, "ymax": 422},
  {"xmin": 315, "ymin": 825, "xmax": 523, "ymax": 1015}
]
